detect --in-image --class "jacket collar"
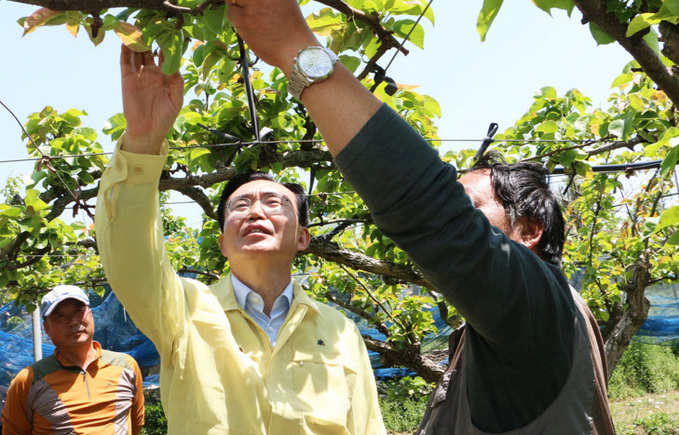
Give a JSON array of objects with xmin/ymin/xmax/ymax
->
[{"xmin": 54, "ymin": 341, "xmax": 102, "ymax": 369}]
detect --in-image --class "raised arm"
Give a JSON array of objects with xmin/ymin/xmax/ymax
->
[
  {"xmin": 119, "ymin": 45, "xmax": 184, "ymax": 154},
  {"xmin": 95, "ymin": 46, "xmax": 187, "ymax": 351},
  {"xmin": 227, "ymin": 0, "xmax": 381, "ymax": 155}
]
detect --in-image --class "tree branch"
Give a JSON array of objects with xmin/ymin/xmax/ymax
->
[
  {"xmin": 303, "ymin": 237, "xmax": 433, "ymax": 289},
  {"xmin": 573, "ymin": 0, "xmax": 679, "ymax": 106},
  {"xmin": 325, "ymin": 291, "xmax": 391, "ymax": 337},
  {"xmin": 361, "ymin": 334, "xmax": 444, "ymax": 383},
  {"xmin": 315, "ymin": 0, "xmax": 408, "ymax": 56},
  {"xmin": 174, "ymin": 185, "xmax": 216, "ymax": 221}
]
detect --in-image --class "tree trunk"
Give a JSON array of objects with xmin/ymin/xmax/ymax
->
[{"xmin": 603, "ymin": 252, "xmax": 652, "ymax": 379}]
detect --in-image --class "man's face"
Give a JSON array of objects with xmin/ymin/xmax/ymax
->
[
  {"xmin": 458, "ymin": 169, "xmax": 521, "ymax": 242},
  {"xmin": 219, "ymin": 179, "xmax": 310, "ymax": 263},
  {"xmin": 44, "ymin": 299, "xmax": 94, "ymax": 350}
]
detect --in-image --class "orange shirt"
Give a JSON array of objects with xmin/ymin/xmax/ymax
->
[{"xmin": 1, "ymin": 342, "xmax": 144, "ymax": 434}]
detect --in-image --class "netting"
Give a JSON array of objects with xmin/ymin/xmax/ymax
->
[
  {"xmin": 634, "ymin": 283, "xmax": 679, "ymax": 346},
  {"xmin": 2, "ymin": 282, "xmax": 678, "ymax": 392}
]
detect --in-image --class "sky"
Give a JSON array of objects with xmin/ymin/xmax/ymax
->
[{"xmin": 0, "ymin": 1, "xmax": 632, "ymax": 227}]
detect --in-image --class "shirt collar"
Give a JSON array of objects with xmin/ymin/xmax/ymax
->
[
  {"xmin": 230, "ymin": 274, "xmax": 294, "ymax": 311},
  {"xmin": 54, "ymin": 341, "xmax": 102, "ymax": 368}
]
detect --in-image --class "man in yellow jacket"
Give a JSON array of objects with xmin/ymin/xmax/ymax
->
[{"xmin": 94, "ymin": 46, "xmax": 384, "ymax": 434}]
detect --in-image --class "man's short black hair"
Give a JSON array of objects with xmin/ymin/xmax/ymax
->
[
  {"xmin": 217, "ymin": 171, "xmax": 309, "ymax": 232},
  {"xmin": 472, "ymin": 152, "xmax": 565, "ymax": 267}
]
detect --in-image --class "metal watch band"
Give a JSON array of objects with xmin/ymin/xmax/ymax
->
[
  {"xmin": 288, "ymin": 64, "xmax": 309, "ymax": 100},
  {"xmin": 288, "ymin": 47, "xmax": 338, "ymax": 100}
]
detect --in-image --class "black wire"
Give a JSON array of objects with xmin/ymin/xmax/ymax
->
[
  {"xmin": 237, "ymin": 34, "xmax": 260, "ymax": 143},
  {"xmin": 551, "ymin": 160, "xmax": 664, "ymax": 174},
  {"xmin": 383, "ymin": 0, "xmax": 435, "ymax": 73},
  {"xmin": 0, "ymin": 145, "xmax": 672, "ymax": 177}
]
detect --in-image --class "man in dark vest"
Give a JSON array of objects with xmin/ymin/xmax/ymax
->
[{"xmin": 227, "ymin": 2, "xmax": 615, "ymax": 431}]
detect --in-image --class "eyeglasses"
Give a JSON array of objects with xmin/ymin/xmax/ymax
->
[{"xmin": 226, "ymin": 193, "xmax": 294, "ymax": 217}]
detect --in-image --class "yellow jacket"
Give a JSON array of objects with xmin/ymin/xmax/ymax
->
[{"xmin": 95, "ymin": 140, "xmax": 385, "ymax": 434}]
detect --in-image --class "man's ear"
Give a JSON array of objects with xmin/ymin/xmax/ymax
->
[
  {"xmin": 297, "ymin": 227, "xmax": 311, "ymax": 251},
  {"xmin": 43, "ymin": 321, "xmax": 50, "ymax": 336},
  {"xmin": 514, "ymin": 217, "xmax": 544, "ymax": 252},
  {"xmin": 218, "ymin": 234, "xmax": 228, "ymax": 259}
]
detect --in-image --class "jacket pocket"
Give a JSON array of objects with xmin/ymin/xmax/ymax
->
[{"xmin": 289, "ymin": 349, "xmax": 358, "ymax": 427}]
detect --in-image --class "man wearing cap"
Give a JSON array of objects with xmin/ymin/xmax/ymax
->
[{"xmin": 1, "ymin": 285, "xmax": 145, "ymax": 434}]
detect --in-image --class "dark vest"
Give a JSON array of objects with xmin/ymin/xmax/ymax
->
[{"xmin": 418, "ymin": 288, "xmax": 615, "ymax": 434}]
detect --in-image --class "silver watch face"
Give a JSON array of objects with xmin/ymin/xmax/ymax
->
[{"xmin": 298, "ymin": 47, "xmax": 336, "ymax": 80}]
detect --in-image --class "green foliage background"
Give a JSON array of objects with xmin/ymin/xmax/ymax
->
[{"xmin": 2, "ymin": 0, "xmax": 679, "ymax": 383}]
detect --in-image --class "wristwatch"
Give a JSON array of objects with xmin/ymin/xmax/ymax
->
[{"xmin": 288, "ymin": 46, "xmax": 339, "ymax": 100}]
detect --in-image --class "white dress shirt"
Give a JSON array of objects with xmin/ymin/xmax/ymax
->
[{"xmin": 231, "ymin": 274, "xmax": 293, "ymax": 346}]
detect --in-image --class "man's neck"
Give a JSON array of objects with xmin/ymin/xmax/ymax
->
[
  {"xmin": 231, "ymin": 264, "xmax": 292, "ymax": 316},
  {"xmin": 58, "ymin": 341, "xmax": 98, "ymax": 370}
]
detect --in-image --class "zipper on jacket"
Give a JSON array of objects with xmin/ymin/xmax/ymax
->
[{"xmin": 82, "ymin": 370, "xmax": 91, "ymax": 399}]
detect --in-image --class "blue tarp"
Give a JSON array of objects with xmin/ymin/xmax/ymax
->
[
  {"xmin": 634, "ymin": 284, "xmax": 679, "ymax": 345},
  {"xmin": 2, "ymin": 282, "xmax": 678, "ymax": 389}
]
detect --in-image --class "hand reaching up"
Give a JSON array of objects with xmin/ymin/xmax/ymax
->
[{"xmin": 120, "ymin": 45, "xmax": 184, "ymax": 154}]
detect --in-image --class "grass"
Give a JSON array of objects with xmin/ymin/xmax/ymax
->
[
  {"xmin": 381, "ymin": 391, "xmax": 679, "ymax": 434},
  {"xmin": 611, "ymin": 390, "xmax": 679, "ymax": 434}
]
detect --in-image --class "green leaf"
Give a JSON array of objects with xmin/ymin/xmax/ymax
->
[
  {"xmin": 0, "ymin": 205, "xmax": 23, "ymax": 218},
  {"xmin": 660, "ymin": 145, "xmax": 679, "ymax": 177},
  {"xmin": 574, "ymin": 161, "xmax": 592, "ymax": 176},
  {"xmin": 608, "ymin": 119, "xmax": 626, "ymax": 139},
  {"xmin": 24, "ymin": 189, "xmax": 49, "ymax": 213},
  {"xmin": 477, "ymin": 0, "xmax": 504, "ymax": 42},
  {"xmin": 423, "ymin": 95, "xmax": 441, "ymax": 118},
  {"xmin": 611, "ymin": 73, "xmax": 633, "ymax": 88},
  {"xmin": 628, "ymin": 93, "xmax": 645, "ymax": 111},
  {"xmin": 79, "ymin": 171, "xmax": 95, "ymax": 185},
  {"xmin": 102, "ymin": 15, "xmax": 119, "ymax": 31},
  {"xmin": 643, "ymin": 127, "xmax": 679, "ymax": 157},
  {"xmin": 654, "ymin": 205, "xmax": 679, "ymax": 234},
  {"xmin": 202, "ymin": 52, "xmax": 221, "ymax": 80},
  {"xmin": 201, "ymin": 5, "xmax": 227, "ymax": 40},
  {"xmin": 339, "ymin": 55, "xmax": 361, "ymax": 73},
  {"xmin": 589, "ymin": 22, "xmax": 615, "ymax": 45},
  {"xmin": 665, "ymin": 0, "xmax": 679, "ymax": 16},
  {"xmin": 103, "ymin": 113, "xmax": 127, "ymax": 140},
  {"xmin": 532, "ymin": 0, "xmax": 575, "ymax": 16},
  {"xmin": 536, "ymin": 120, "xmax": 559, "ymax": 134},
  {"xmin": 157, "ymin": 30, "xmax": 186, "ymax": 75},
  {"xmin": 393, "ymin": 20, "xmax": 425, "ymax": 49},
  {"xmin": 558, "ymin": 149, "xmax": 577, "ymax": 167},
  {"xmin": 626, "ymin": 13, "xmax": 660, "ymax": 37},
  {"xmin": 534, "ymin": 86, "xmax": 557, "ymax": 99},
  {"xmin": 84, "ymin": 18, "xmax": 106, "ymax": 46},
  {"xmin": 643, "ymin": 28, "xmax": 660, "ymax": 54},
  {"xmin": 307, "ymin": 8, "xmax": 342, "ymax": 36},
  {"xmin": 190, "ymin": 148, "xmax": 211, "ymax": 161}
]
